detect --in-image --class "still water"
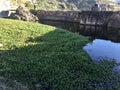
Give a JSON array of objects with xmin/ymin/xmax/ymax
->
[
  {"xmin": 83, "ymin": 39, "xmax": 120, "ymax": 63},
  {"xmin": 39, "ymin": 20, "xmax": 120, "ymax": 88},
  {"xmin": 40, "ymin": 20, "xmax": 120, "ymax": 63}
]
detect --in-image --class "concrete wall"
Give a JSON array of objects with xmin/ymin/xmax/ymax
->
[
  {"xmin": 78, "ymin": 11, "xmax": 115, "ymax": 26},
  {"xmin": 31, "ymin": 10, "xmax": 120, "ymax": 42},
  {"xmin": 32, "ymin": 10, "xmax": 117, "ymax": 27},
  {"xmin": 33, "ymin": 10, "xmax": 79, "ymax": 22}
]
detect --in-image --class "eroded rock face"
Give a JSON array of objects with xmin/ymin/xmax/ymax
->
[{"xmin": 9, "ymin": 6, "xmax": 38, "ymax": 22}]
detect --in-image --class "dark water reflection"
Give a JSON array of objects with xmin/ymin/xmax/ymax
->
[
  {"xmin": 40, "ymin": 20, "xmax": 120, "ymax": 43},
  {"xmin": 79, "ymin": 25, "xmax": 120, "ymax": 43},
  {"xmin": 40, "ymin": 20, "xmax": 120, "ymax": 62}
]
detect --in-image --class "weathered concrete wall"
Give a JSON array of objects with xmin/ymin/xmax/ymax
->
[
  {"xmin": 31, "ymin": 10, "xmax": 120, "ymax": 42},
  {"xmin": 31, "ymin": 10, "xmax": 118, "ymax": 27},
  {"xmin": 107, "ymin": 12, "xmax": 120, "ymax": 28},
  {"xmin": 78, "ymin": 11, "xmax": 116, "ymax": 26},
  {"xmin": 31, "ymin": 10, "xmax": 80, "ymax": 22}
]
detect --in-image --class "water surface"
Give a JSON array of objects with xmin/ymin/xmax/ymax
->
[
  {"xmin": 39, "ymin": 20, "xmax": 120, "ymax": 73},
  {"xmin": 83, "ymin": 39, "xmax": 120, "ymax": 63}
]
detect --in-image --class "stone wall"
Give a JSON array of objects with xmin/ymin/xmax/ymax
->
[
  {"xmin": 31, "ymin": 10, "xmax": 80, "ymax": 22},
  {"xmin": 78, "ymin": 11, "xmax": 115, "ymax": 26},
  {"xmin": 31, "ymin": 10, "xmax": 118, "ymax": 27},
  {"xmin": 107, "ymin": 12, "xmax": 120, "ymax": 28}
]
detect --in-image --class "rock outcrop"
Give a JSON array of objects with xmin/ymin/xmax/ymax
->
[{"xmin": 10, "ymin": 6, "xmax": 38, "ymax": 22}]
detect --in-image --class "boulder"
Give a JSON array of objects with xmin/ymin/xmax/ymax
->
[{"xmin": 9, "ymin": 6, "xmax": 38, "ymax": 22}]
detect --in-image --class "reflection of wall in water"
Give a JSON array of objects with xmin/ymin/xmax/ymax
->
[
  {"xmin": 78, "ymin": 25, "xmax": 120, "ymax": 42},
  {"xmin": 40, "ymin": 20, "xmax": 120, "ymax": 43}
]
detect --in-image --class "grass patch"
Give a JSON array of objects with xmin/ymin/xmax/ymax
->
[{"xmin": 0, "ymin": 18, "xmax": 119, "ymax": 89}]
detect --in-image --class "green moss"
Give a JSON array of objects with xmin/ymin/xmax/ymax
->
[{"xmin": 0, "ymin": 18, "xmax": 118, "ymax": 89}]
